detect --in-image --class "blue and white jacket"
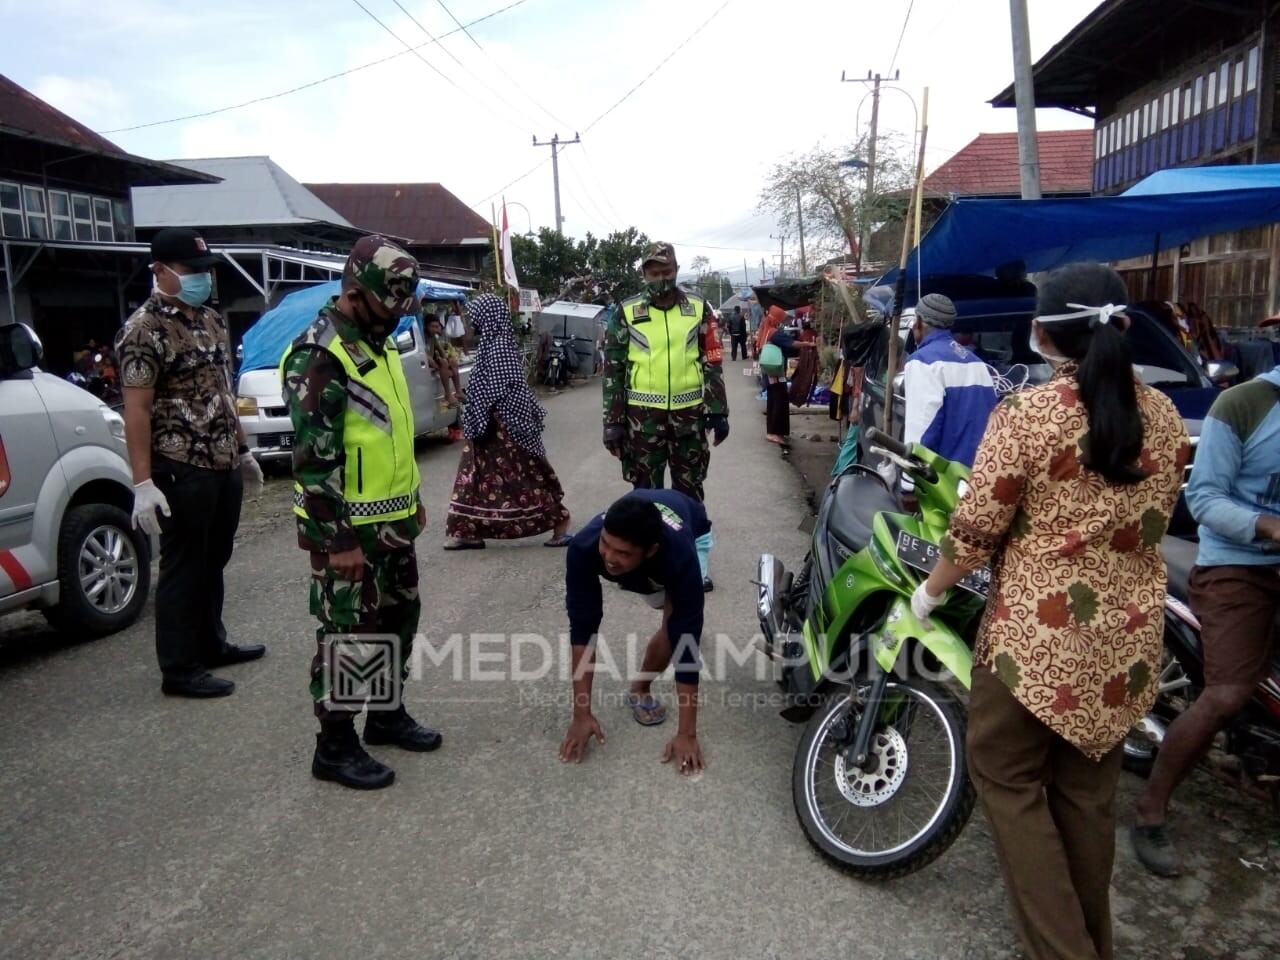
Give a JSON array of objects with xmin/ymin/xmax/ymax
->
[
  {"xmin": 903, "ymin": 329, "xmax": 998, "ymax": 468},
  {"xmin": 1188, "ymin": 366, "xmax": 1280, "ymax": 567}
]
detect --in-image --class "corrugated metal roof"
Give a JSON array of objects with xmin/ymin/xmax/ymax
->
[
  {"xmin": 0, "ymin": 73, "xmax": 217, "ymax": 187},
  {"xmin": 923, "ymin": 130, "xmax": 1094, "ymax": 198},
  {"xmin": 304, "ymin": 182, "xmax": 491, "ymax": 244},
  {"xmin": 132, "ymin": 156, "xmax": 355, "ymax": 229}
]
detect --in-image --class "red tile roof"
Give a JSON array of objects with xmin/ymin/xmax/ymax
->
[
  {"xmin": 303, "ymin": 183, "xmax": 491, "ymax": 245},
  {"xmin": 923, "ymin": 130, "xmax": 1095, "ymax": 198}
]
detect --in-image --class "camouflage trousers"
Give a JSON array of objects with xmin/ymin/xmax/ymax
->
[
  {"xmin": 308, "ymin": 547, "xmax": 420, "ymax": 721},
  {"xmin": 619, "ymin": 406, "xmax": 711, "ymax": 502}
]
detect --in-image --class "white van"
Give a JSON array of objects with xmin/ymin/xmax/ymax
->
[
  {"xmin": 236, "ymin": 314, "xmax": 472, "ymax": 463},
  {"xmin": 0, "ymin": 323, "xmax": 150, "ymax": 635}
]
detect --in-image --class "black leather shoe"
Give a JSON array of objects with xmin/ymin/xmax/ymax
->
[
  {"xmin": 312, "ymin": 728, "xmax": 395, "ymax": 790},
  {"xmin": 208, "ymin": 643, "xmax": 266, "ymax": 667},
  {"xmin": 703, "ymin": 576, "xmax": 715, "ymax": 593},
  {"xmin": 364, "ymin": 707, "xmax": 443, "ymax": 752},
  {"xmin": 161, "ymin": 673, "xmax": 235, "ymax": 698}
]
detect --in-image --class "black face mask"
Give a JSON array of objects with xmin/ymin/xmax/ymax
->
[{"xmin": 352, "ymin": 292, "xmax": 389, "ymax": 336}]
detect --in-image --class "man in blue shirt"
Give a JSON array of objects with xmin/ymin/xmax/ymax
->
[
  {"xmin": 902, "ymin": 293, "xmax": 998, "ymax": 471},
  {"xmin": 560, "ymin": 490, "xmax": 710, "ymax": 775},
  {"xmin": 1133, "ymin": 365, "xmax": 1280, "ymax": 876}
]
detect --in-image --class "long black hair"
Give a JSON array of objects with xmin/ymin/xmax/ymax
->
[{"xmin": 1036, "ymin": 263, "xmax": 1147, "ymax": 485}]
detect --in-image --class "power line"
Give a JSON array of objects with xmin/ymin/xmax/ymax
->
[
  {"xmin": 387, "ymin": 0, "xmax": 541, "ymax": 136},
  {"xmin": 472, "ymin": 157, "xmax": 550, "ymax": 208},
  {"xmin": 430, "ymin": 0, "xmax": 574, "ymax": 132},
  {"xmin": 578, "ymin": 143, "xmax": 630, "ymax": 227},
  {"xmin": 887, "ymin": 0, "xmax": 915, "ymax": 78},
  {"xmin": 582, "ymin": 0, "xmax": 733, "ymax": 133},
  {"xmin": 97, "ymin": 0, "xmax": 529, "ymax": 134}
]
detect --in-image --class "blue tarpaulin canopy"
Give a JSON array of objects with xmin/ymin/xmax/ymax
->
[
  {"xmin": 880, "ymin": 164, "xmax": 1280, "ymax": 286},
  {"xmin": 239, "ymin": 278, "xmax": 470, "ymax": 372}
]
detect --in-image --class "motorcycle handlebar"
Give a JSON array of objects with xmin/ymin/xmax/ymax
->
[{"xmin": 864, "ymin": 426, "xmax": 909, "ymax": 460}]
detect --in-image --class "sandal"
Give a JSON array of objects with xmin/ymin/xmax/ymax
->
[
  {"xmin": 443, "ymin": 539, "xmax": 485, "ymax": 551},
  {"xmin": 626, "ymin": 693, "xmax": 667, "ymax": 726},
  {"xmin": 544, "ymin": 533, "xmax": 573, "ymax": 547}
]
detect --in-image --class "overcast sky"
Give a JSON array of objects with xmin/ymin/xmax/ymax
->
[{"xmin": 2, "ymin": 0, "xmax": 1099, "ymax": 285}]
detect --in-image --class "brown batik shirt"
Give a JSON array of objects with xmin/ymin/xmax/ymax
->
[
  {"xmin": 115, "ymin": 294, "xmax": 239, "ymax": 471},
  {"xmin": 942, "ymin": 363, "xmax": 1189, "ymax": 759}
]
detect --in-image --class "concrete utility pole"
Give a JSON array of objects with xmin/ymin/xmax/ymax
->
[
  {"xmin": 842, "ymin": 69, "xmax": 895, "ymax": 276},
  {"xmin": 770, "ymin": 234, "xmax": 787, "ymax": 278},
  {"xmin": 795, "ymin": 186, "xmax": 807, "ymax": 275},
  {"xmin": 1008, "ymin": 0, "xmax": 1042, "ymax": 199},
  {"xmin": 532, "ymin": 133, "xmax": 581, "ymax": 233}
]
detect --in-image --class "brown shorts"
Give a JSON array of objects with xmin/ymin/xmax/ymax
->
[{"xmin": 1189, "ymin": 564, "xmax": 1280, "ymax": 688}]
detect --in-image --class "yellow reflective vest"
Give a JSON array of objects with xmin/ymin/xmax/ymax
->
[
  {"xmin": 620, "ymin": 293, "xmax": 705, "ymax": 410},
  {"xmin": 281, "ymin": 321, "xmax": 420, "ymax": 525}
]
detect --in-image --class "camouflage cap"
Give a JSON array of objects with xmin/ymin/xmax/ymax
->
[
  {"xmin": 343, "ymin": 235, "xmax": 421, "ymax": 317},
  {"xmin": 641, "ymin": 241, "xmax": 678, "ymax": 268}
]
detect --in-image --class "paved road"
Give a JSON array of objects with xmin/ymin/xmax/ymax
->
[{"xmin": 1, "ymin": 365, "xmax": 1276, "ymax": 959}]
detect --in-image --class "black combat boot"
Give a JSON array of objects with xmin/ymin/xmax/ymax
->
[
  {"xmin": 363, "ymin": 705, "xmax": 443, "ymax": 752},
  {"xmin": 312, "ymin": 719, "xmax": 395, "ymax": 790}
]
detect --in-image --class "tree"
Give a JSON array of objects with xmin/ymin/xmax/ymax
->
[
  {"xmin": 511, "ymin": 226, "xmax": 650, "ymax": 304},
  {"xmin": 757, "ymin": 132, "xmax": 915, "ymax": 272},
  {"xmin": 694, "ymin": 271, "xmax": 733, "ymax": 306},
  {"xmin": 510, "ymin": 228, "xmax": 587, "ymax": 299}
]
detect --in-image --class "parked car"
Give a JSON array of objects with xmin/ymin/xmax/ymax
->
[
  {"xmin": 235, "ymin": 281, "xmax": 475, "ymax": 464},
  {"xmin": 857, "ymin": 277, "xmax": 1232, "ymax": 536},
  {"xmin": 0, "ymin": 323, "xmax": 150, "ymax": 635}
]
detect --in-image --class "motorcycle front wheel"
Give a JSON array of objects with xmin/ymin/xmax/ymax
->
[{"xmin": 792, "ymin": 677, "xmax": 974, "ymax": 879}]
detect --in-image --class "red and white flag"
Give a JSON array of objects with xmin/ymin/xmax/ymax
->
[{"xmin": 501, "ymin": 198, "xmax": 519, "ymax": 289}]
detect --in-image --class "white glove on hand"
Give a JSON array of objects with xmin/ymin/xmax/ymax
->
[
  {"xmin": 239, "ymin": 452, "xmax": 265, "ymax": 500},
  {"xmin": 132, "ymin": 480, "xmax": 171, "ymax": 536},
  {"xmin": 910, "ymin": 581, "xmax": 945, "ymax": 624}
]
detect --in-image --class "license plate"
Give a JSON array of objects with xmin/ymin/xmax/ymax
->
[
  {"xmin": 278, "ymin": 433, "xmax": 294, "ymax": 450},
  {"xmin": 894, "ymin": 529, "xmax": 990, "ymax": 599}
]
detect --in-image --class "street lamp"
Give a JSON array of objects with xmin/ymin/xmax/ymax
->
[{"xmin": 505, "ymin": 200, "xmax": 536, "ymax": 238}]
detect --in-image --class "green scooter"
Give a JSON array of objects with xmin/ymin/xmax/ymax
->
[{"xmin": 756, "ymin": 427, "xmax": 989, "ymax": 878}]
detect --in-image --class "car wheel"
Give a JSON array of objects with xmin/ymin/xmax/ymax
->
[{"xmin": 43, "ymin": 503, "xmax": 151, "ymax": 637}]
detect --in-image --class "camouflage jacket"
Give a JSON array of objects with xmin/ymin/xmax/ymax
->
[
  {"xmin": 602, "ymin": 291, "xmax": 728, "ymax": 426},
  {"xmin": 281, "ymin": 301, "xmax": 422, "ymax": 555}
]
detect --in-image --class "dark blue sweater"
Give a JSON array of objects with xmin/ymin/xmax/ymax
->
[{"xmin": 565, "ymin": 489, "xmax": 710, "ymax": 685}]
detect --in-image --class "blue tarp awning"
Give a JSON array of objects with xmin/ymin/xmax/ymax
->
[
  {"xmin": 239, "ymin": 278, "xmax": 470, "ymax": 372},
  {"xmin": 879, "ymin": 164, "xmax": 1280, "ymax": 287}
]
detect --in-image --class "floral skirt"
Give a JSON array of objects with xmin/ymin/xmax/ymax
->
[{"xmin": 445, "ymin": 422, "xmax": 570, "ymax": 540}]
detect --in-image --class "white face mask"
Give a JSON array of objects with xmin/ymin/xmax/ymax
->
[{"xmin": 1028, "ymin": 322, "xmax": 1070, "ymax": 365}]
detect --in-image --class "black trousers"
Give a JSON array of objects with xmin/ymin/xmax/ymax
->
[
  {"xmin": 152, "ymin": 456, "xmax": 243, "ymax": 680},
  {"xmin": 730, "ymin": 333, "xmax": 748, "ymax": 360}
]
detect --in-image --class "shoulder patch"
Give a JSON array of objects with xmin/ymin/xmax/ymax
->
[{"xmin": 654, "ymin": 503, "xmax": 685, "ymax": 531}]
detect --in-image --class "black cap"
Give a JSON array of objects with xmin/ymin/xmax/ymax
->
[{"xmin": 150, "ymin": 227, "xmax": 220, "ymax": 268}]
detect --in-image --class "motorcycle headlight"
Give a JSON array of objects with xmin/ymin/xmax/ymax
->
[
  {"xmin": 236, "ymin": 396, "xmax": 259, "ymax": 416},
  {"xmin": 869, "ymin": 536, "xmax": 904, "ymax": 586}
]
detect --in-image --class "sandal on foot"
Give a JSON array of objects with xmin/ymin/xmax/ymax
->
[
  {"xmin": 626, "ymin": 693, "xmax": 667, "ymax": 726},
  {"xmin": 544, "ymin": 534, "xmax": 573, "ymax": 547},
  {"xmin": 443, "ymin": 539, "xmax": 485, "ymax": 551}
]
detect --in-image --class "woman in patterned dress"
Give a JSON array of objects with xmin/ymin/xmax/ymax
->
[
  {"xmin": 911, "ymin": 264, "xmax": 1189, "ymax": 960},
  {"xmin": 443, "ymin": 294, "xmax": 572, "ymax": 550}
]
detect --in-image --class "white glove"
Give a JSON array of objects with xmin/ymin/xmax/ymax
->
[
  {"xmin": 239, "ymin": 452, "xmax": 265, "ymax": 500},
  {"xmin": 131, "ymin": 480, "xmax": 171, "ymax": 536},
  {"xmin": 910, "ymin": 581, "xmax": 945, "ymax": 624}
]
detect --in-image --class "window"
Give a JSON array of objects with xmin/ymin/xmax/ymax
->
[
  {"xmin": 1124, "ymin": 113, "xmax": 1131, "ymax": 145},
  {"xmin": 1184, "ymin": 85, "xmax": 1192, "ymax": 118},
  {"xmin": 1194, "ymin": 76, "xmax": 1204, "ymax": 114},
  {"xmin": 1235, "ymin": 59, "xmax": 1244, "ymax": 97},
  {"xmin": 71, "ymin": 195, "xmax": 93, "ymax": 241},
  {"xmin": 1172, "ymin": 87, "xmax": 1181, "ymax": 125},
  {"xmin": 48, "ymin": 190, "xmax": 72, "ymax": 240},
  {"xmin": 1248, "ymin": 46, "xmax": 1259, "ymax": 91},
  {"xmin": 1162, "ymin": 92, "xmax": 1171, "ymax": 129},
  {"xmin": 111, "ymin": 199, "xmax": 131, "ymax": 241},
  {"xmin": 1206, "ymin": 71, "xmax": 1215, "ymax": 110},
  {"xmin": 1151, "ymin": 97, "xmax": 1160, "ymax": 128},
  {"xmin": 1, "ymin": 182, "xmax": 23, "ymax": 238},
  {"xmin": 1219, "ymin": 61, "xmax": 1230, "ymax": 104},
  {"xmin": 92, "ymin": 197, "xmax": 114, "ymax": 242},
  {"xmin": 23, "ymin": 186, "xmax": 47, "ymax": 240}
]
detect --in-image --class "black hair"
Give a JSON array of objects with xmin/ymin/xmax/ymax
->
[
  {"xmin": 425, "ymin": 313, "xmax": 443, "ymax": 327},
  {"xmin": 602, "ymin": 497, "xmax": 664, "ymax": 549},
  {"xmin": 1036, "ymin": 263, "xmax": 1147, "ymax": 485}
]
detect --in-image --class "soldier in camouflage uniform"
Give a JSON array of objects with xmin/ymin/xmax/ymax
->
[
  {"xmin": 603, "ymin": 242, "xmax": 729, "ymax": 507},
  {"xmin": 281, "ymin": 235, "xmax": 442, "ymax": 791}
]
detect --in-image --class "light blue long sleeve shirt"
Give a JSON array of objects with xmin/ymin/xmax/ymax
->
[{"xmin": 1187, "ymin": 366, "xmax": 1280, "ymax": 566}]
